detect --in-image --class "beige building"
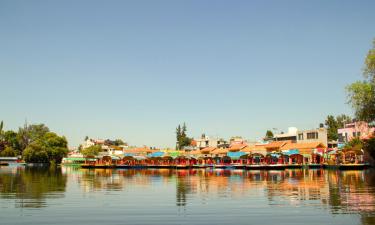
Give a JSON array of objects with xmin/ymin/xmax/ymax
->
[{"xmin": 297, "ymin": 127, "xmax": 328, "ymax": 147}]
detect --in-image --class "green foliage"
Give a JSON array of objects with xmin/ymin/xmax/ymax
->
[
  {"xmin": 344, "ymin": 137, "xmax": 363, "ymax": 151},
  {"xmin": 23, "ymin": 141, "xmax": 49, "ymax": 163},
  {"xmin": 0, "ymin": 146, "xmax": 17, "ymax": 157},
  {"xmin": 364, "ymin": 137, "xmax": 375, "ymax": 160},
  {"xmin": 325, "ymin": 114, "xmax": 352, "ymax": 141},
  {"xmin": 22, "ymin": 132, "xmax": 68, "ymax": 164},
  {"xmin": 176, "ymin": 123, "xmax": 192, "ymax": 150},
  {"xmin": 265, "ymin": 130, "xmax": 274, "ymax": 139},
  {"xmin": 17, "ymin": 123, "xmax": 50, "ymax": 151},
  {"xmin": 3, "ymin": 130, "xmax": 21, "ymax": 154},
  {"xmin": 113, "ymin": 139, "xmax": 126, "ymax": 146},
  {"xmin": 81, "ymin": 145, "xmax": 102, "ymax": 157},
  {"xmin": 42, "ymin": 132, "xmax": 69, "ymax": 164},
  {"xmin": 0, "ymin": 122, "xmax": 68, "ymax": 163},
  {"xmin": 347, "ymin": 38, "xmax": 375, "ymax": 122}
]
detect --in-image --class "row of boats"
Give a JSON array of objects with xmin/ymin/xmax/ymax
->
[
  {"xmin": 80, "ymin": 163, "xmax": 370, "ymax": 170},
  {"xmin": 73, "ymin": 155, "xmax": 370, "ymax": 170}
]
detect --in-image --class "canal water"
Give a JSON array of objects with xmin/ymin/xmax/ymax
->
[{"xmin": 1, "ymin": 167, "xmax": 375, "ymax": 225}]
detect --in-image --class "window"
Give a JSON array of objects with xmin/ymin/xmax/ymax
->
[
  {"xmin": 298, "ymin": 133, "xmax": 304, "ymax": 140},
  {"xmin": 307, "ymin": 132, "xmax": 318, "ymax": 140}
]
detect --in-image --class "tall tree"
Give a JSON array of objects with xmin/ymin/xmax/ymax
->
[
  {"xmin": 176, "ymin": 125, "xmax": 182, "ymax": 149},
  {"xmin": 325, "ymin": 115, "xmax": 339, "ymax": 141},
  {"xmin": 325, "ymin": 114, "xmax": 352, "ymax": 141},
  {"xmin": 347, "ymin": 38, "xmax": 375, "ymax": 122},
  {"xmin": 176, "ymin": 123, "xmax": 191, "ymax": 150},
  {"xmin": 17, "ymin": 123, "xmax": 50, "ymax": 151},
  {"xmin": 265, "ymin": 130, "xmax": 274, "ymax": 139}
]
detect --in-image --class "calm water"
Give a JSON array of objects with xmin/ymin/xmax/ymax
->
[{"xmin": 1, "ymin": 167, "xmax": 375, "ymax": 225}]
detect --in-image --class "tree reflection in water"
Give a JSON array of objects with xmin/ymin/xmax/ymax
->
[
  {"xmin": 0, "ymin": 166, "xmax": 67, "ymax": 208},
  {"xmin": 2, "ymin": 166, "xmax": 375, "ymax": 224}
]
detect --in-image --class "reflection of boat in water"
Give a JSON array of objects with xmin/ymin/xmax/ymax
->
[
  {"xmin": 246, "ymin": 164, "xmax": 286, "ymax": 170},
  {"xmin": 324, "ymin": 163, "xmax": 371, "ymax": 170},
  {"xmin": 193, "ymin": 164, "xmax": 209, "ymax": 168},
  {"xmin": 232, "ymin": 164, "xmax": 245, "ymax": 169},
  {"xmin": 81, "ymin": 164, "xmax": 116, "ymax": 169}
]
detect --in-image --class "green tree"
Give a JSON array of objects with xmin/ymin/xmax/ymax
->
[
  {"xmin": 325, "ymin": 114, "xmax": 352, "ymax": 141},
  {"xmin": 42, "ymin": 132, "xmax": 69, "ymax": 164},
  {"xmin": 113, "ymin": 139, "xmax": 126, "ymax": 146},
  {"xmin": 265, "ymin": 130, "xmax": 274, "ymax": 139},
  {"xmin": 17, "ymin": 123, "xmax": 50, "ymax": 151},
  {"xmin": 22, "ymin": 141, "xmax": 49, "ymax": 163},
  {"xmin": 3, "ymin": 130, "xmax": 21, "ymax": 154},
  {"xmin": 0, "ymin": 146, "xmax": 17, "ymax": 157},
  {"xmin": 176, "ymin": 123, "xmax": 191, "ymax": 150},
  {"xmin": 81, "ymin": 145, "xmax": 102, "ymax": 157},
  {"xmin": 21, "ymin": 132, "xmax": 68, "ymax": 164},
  {"xmin": 347, "ymin": 38, "xmax": 375, "ymax": 122},
  {"xmin": 344, "ymin": 137, "xmax": 363, "ymax": 151}
]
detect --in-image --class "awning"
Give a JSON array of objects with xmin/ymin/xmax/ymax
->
[
  {"xmin": 281, "ymin": 149, "xmax": 300, "ymax": 156},
  {"xmin": 147, "ymin": 151, "xmax": 165, "ymax": 158},
  {"xmin": 227, "ymin": 151, "xmax": 247, "ymax": 159}
]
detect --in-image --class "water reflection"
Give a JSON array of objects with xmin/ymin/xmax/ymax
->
[
  {"xmin": 0, "ymin": 166, "xmax": 67, "ymax": 208},
  {"xmin": 1, "ymin": 167, "xmax": 375, "ymax": 224}
]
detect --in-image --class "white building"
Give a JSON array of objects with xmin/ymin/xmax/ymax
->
[{"xmin": 195, "ymin": 134, "xmax": 227, "ymax": 149}]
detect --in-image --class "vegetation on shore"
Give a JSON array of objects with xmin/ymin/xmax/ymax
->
[
  {"xmin": 0, "ymin": 122, "xmax": 68, "ymax": 164},
  {"xmin": 176, "ymin": 123, "xmax": 192, "ymax": 150},
  {"xmin": 346, "ymin": 38, "xmax": 375, "ymax": 160}
]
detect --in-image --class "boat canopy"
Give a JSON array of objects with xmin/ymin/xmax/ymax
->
[
  {"xmin": 227, "ymin": 151, "xmax": 247, "ymax": 159},
  {"xmin": 281, "ymin": 149, "xmax": 300, "ymax": 156},
  {"xmin": 268, "ymin": 153, "xmax": 282, "ymax": 158},
  {"xmin": 168, "ymin": 151, "xmax": 182, "ymax": 158},
  {"xmin": 147, "ymin": 151, "xmax": 165, "ymax": 158},
  {"xmin": 133, "ymin": 156, "xmax": 146, "ymax": 160}
]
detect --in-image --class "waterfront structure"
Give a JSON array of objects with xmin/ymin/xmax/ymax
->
[
  {"xmin": 229, "ymin": 136, "xmax": 247, "ymax": 145},
  {"xmin": 195, "ymin": 134, "xmax": 227, "ymax": 149},
  {"xmin": 280, "ymin": 142, "xmax": 326, "ymax": 164},
  {"xmin": 273, "ymin": 127, "xmax": 298, "ymax": 142},
  {"xmin": 338, "ymin": 121, "xmax": 375, "ymax": 143},
  {"xmin": 297, "ymin": 126, "xmax": 328, "ymax": 147}
]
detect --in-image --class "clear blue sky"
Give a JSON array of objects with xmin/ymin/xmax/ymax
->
[{"xmin": 1, "ymin": 0, "xmax": 374, "ymax": 148}]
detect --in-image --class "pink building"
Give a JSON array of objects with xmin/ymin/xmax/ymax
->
[{"xmin": 338, "ymin": 121, "xmax": 375, "ymax": 143}]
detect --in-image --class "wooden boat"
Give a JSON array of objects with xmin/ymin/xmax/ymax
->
[
  {"xmin": 232, "ymin": 164, "xmax": 245, "ymax": 169},
  {"xmin": 175, "ymin": 165, "xmax": 190, "ymax": 169},
  {"xmin": 245, "ymin": 164, "xmax": 267, "ymax": 170},
  {"xmin": 213, "ymin": 164, "xmax": 226, "ymax": 169},
  {"xmin": 264, "ymin": 164, "xmax": 286, "ymax": 170},
  {"xmin": 323, "ymin": 163, "xmax": 371, "ymax": 170},
  {"xmin": 284, "ymin": 164, "xmax": 303, "ymax": 169},
  {"xmin": 308, "ymin": 163, "xmax": 323, "ymax": 169},
  {"xmin": 116, "ymin": 165, "xmax": 131, "ymax": 169},
  {"xmin": 339, "ymin": 163, "xmax": 369, "ymax": 170},
  {"xmin": 193, "ymin": 164, "xmax": 209, "ymax": 168}
]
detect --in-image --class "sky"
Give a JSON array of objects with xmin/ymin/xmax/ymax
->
[{"xmin": 0, "ymin": 0, "xmax": 375, "ymax": 148}]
